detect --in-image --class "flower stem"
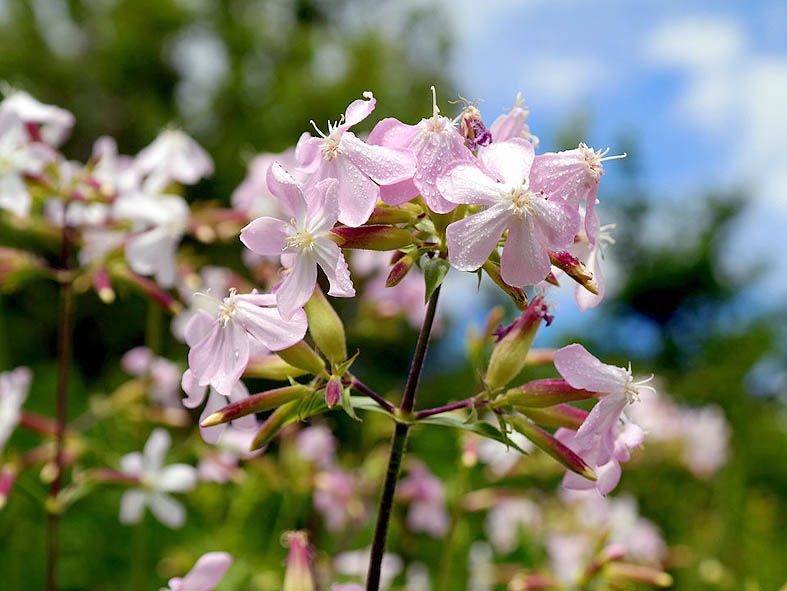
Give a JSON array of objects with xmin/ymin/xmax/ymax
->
[
  {"xmin": 349, "ymin": 376, "xmax": 396, "ymax": 414},
  {"xmin": 415, "ymin": 396, "xmax": 488, "ymax": 420},
  {"xmin": 47, "ymin": 226, "xmax": 74, "ymax": 591},
  {"xmin": 366, "ymin": 286, "xmax": 441, "ymax": 591}
]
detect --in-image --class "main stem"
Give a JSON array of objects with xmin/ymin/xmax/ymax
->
[
  {"xmin": 47, "ymin": 227, "xmax": 73, "ymax": 591},
  {"xmin": 366, "ymin": 286, "xmax": 441, "ymax": 591}
]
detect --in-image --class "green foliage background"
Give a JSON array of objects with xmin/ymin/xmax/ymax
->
[{"xmin": 0, "ymin": 1, "xmax": 786, "ymax": 589}]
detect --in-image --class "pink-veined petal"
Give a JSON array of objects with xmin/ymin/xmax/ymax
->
[
  {"xmin": 342, "ymin": 133, "xmax": 415, "ymax": 185},
  {"xmin": 501, "ymin": 216, "xmax": 551, "ymax": 287},
  {"xmin": 239, "ymin": 216, "xmax": 289, "ymax": 256},
  {"xmin": 446, "ymin": 202, "xmax": 511, "ymax": 271},
  {"xmin": 554, "ymin": 344, "xmax": 629, "ymax": 394},
  {"xmin": 313, "ymin": 240, "xmax": 355, "ymax": 298},
  {"xmin": 478, "ymin": 139, "xmax": 534, "ymax": 185},
  {"xmin": 149, "ymin": 492, "xmax": 186, "ymax": 529},
  {"xmin": 379, "ymin": 178, "xmax": 419, "ymax": 207},
  {"xmin": 573, "ymin": 392, "xmax": 628, "ymax": 464},
  {"xmin": 180, "ymin": 369, "xmax": 208, "ymax": 409},
  {"xmin": 235, "ymin": 299, "xmax": 308, "ymax": 350},
  {"xmin": 367, "ymin": 117, "xmax": 418, "ymax": 149},
  {"xmin": 119, "ymin": 489, "xmax": 147, "ymax": 524},
  {"xmin": 295, "ymin": 132, "xmax": 322, "ymax": 173},
  {"xmin": 532, "ymin": 197, "xmax": 580, "ymax": 250},
  {"xmin": 595, "ymin": 459, "xmax": 623, "ymax": 495},
  {"xmin": 276, "ymin": 255, "xmax": 318, "ymax": 320},
  {"xmin": 343, "ymin": 91, "xmax": 376, "ymax": 128},
  {"xmin": 305, "ymin": 178, "xmax": 340, "ymax": 234},
  {"xmin": 333, "ymin": 157, "xmax": 379, "ymax": 227},
  {"xmin": 199, "ymin": 388, "xmax": 228, "ymax": 444},
  {"xmin": 437, "ymin": 163, "xmax": 502, "ymax": 207},
  {"xmin": 266, "ymin": 162, "xmax": 306, "ymax": 220}
]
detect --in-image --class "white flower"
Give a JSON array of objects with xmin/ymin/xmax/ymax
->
[
  {"xmin": 0, "ymin": 367, "xmax": 32, "ymax": 453},
  {"xmin": 119, "ymin": 428, "xmax": 197, "ymax": 528}
]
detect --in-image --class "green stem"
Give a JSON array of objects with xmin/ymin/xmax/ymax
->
[
  {"xmin": 366, "ymin": 286, "xmax": 441, "ymax": 591},
  {"xmin": 47, "ymin": 226, "xmax": 74, "ymax": 591}
]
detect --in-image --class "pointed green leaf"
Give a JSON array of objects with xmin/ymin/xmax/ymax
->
[{"xmin": 423, "ymin": 256, "xmax": 450, "ymax": 303}]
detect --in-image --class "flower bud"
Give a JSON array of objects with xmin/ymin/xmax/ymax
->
[
  {"xmin": 385, "ymin": 253, "xmax": 416, "ymax": 287},
  {"xmin": 282, "ymin": 531, "xmax": 315, "ymax": 591},
  {"xmin": 482, "ymin": 260, "xmax": 528, "ymax": 310},
  {"xmin": 244, "ymin": 355, "xmax": 309, "ymax": 381},
  {"xmin": 604, "ymin": 562, "xmax": 673, "ymax": 588},
  {"xmin": 92, "ymin": 267, "xmax": 115, "ymax": 303},
  {"xmin": 501, "ymin": 379, "xmax": 596, "ymax": 408},
  {"xmin": 304, "ymin": 287, "xmax": 346, "ymax": 364},
  {"xmin": 518, "ymin": 404, "xmax": 588, "ymax": 430},
  {"xmin": 367, "ymin": 205, "xmax": 418, "ymax": 225},
  {"xmin": 276, "ymin": 341, "xmax": 326, "ymax": 376},
  {"xmin": 460, "ymin": 104, "xmax": 492, "ymax": 151},
  {"xmin": 484, "ymin": 296, "xmax": 551, "ymax": 391},
  {"xmin": 507, "ymin": 415, "xmax": 595, "ymax": 481},
  {"xmin": 548, "ymin": 249, "xmax": 598, "ymax": 295},
  {"xmin": 200, "ymin": 384, "xmax": 313, "ymax": 427},
  {"xmin": 329, "ymin": 225, "xmax": 413, "ymax": 251},
  {"xmin": 325, "ymin": 377, "xmax": 342, "ymax": 408},
  {"xmin": 250, "ymin": 400, "xmax": 303, "ymax": 451}
]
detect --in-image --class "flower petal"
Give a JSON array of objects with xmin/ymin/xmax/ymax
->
[
  {"xmin": 149, "ymin": 492, "xmax": 187, "ymax": 529},
  {"xmin": 157, "ymin": 464, "xmax": 198, "ymax": 493},
  {"xmin": 554, "ymin": 344, "xmax": 629, "ymax": 394},
  {"xmin": 178, "ymin": 552, "xmax": 233, "ymax": 591},
  {"xmin": 119, "ymin": 489, "xmax": 147, "ymax": 524},
  {"xmin": 446, "ymin": 202, "xmax": 511, "ymax": 271},
  {"xmin": 313, "ymin": 240, "xmax": 355, "ymax": 298},
  {"xmin": 276, "ymin": 255, "xmax": 318, "ymax": 320},
  {"xmin": 143, "ymin": 428, "xmax": 171, "ymax": 473},
  {"xmin": 478, "ymin": 139, "xmax": 534, "ymax": 186},
  {"xmin": 437, "ymin": 163, "xmax": 501, "ymax": 206},
  {"xmin": 342, "ymin": 133, "xmax": 415, "ymax": 185},
  {"xmin": 266, "ymin": 162, "xmax": 306, "ymax": 220},
  {"xmin": 240, "ymin": 216, "xmax": 289, "ymax": 256},
  {"xmin": 501, "ymin": 216, "xmax": 551, "ymax": 287}
]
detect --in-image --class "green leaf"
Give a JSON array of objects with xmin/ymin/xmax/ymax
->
[
  {"xmin": 423, "ymin": 256, "xmax": 450, "ymax": 303},
  {"xmin": 418, "ymin": 413, "xmax": 530, "ymax": 454},
  {"xmin": 341, "ymin": 387, "xmax": 362, "ymax": 421}
]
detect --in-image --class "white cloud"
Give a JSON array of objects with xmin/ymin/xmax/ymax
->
[
  {"xmin": 644, "ymin": 17, "xmax": 745, "ymax": 69},
  {"xmin": 524, "ymin": 56, "xmax": 612, "ymax": 107}
]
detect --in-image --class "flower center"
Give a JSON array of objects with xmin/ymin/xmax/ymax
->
[
  {"xmin": 217, "ymin": 288, "xmax": 238, "ymax": 327},
  {"xmin": 506, "ymin": 185, "xmax": 536, "ymax": 218},
  {"xmin": 285, "ymin": 222, "xmax": 316, "ymax": 252},
  {"xmin": 580, "ymin": 144, "xmax": 626, "ymax": 181},
  {"xmin": 311, "ymin": 119, "xmax": 343, "ymax": 161}
]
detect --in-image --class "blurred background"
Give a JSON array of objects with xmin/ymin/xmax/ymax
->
[{"xmin": 0, "ymin": 0, "xmax": 786, "ymax": 589}]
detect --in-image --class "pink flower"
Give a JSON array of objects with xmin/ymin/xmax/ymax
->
[
  {"xmin": 181, "ymin": 370, "xmax": 257, "ymax": 444},
  {"xmin": 367, "ymin": 87, "xmax": 471, "ymax": 213},
  {"xmin": 240, "ymin": 163, "xmax": 354, "ymax": 319},
  {"xmin": 397, "ymin": 461, "xmax": 449, "ymax": 537},
  {"xmin": 530, "ymin": 144, "xmax": 623, "ymax": 245},
  {"xmin": 295, "ymin": 91, "xmax": 416, "ymax": 227},
  {"xmin": 553, "ymin": 344, "xmax": 648, "ymax": 494},
  {"xmin": 185, "ymin": 288, "xmax": 307, "ymax": 396},
  {"xmin": 231, "ymin": 149, "xmax": 302, "ymax": 219},
  {"xmin": 314, "ymin": 467, "xmax": 365, "ymax": 532},
  {"xmin": 489, "ymin": 93, "xmax": 540, "ymax": 147},
  {"xmin": 165, "ymin": 551, "xmax": 232, "ymax": 591},
  {"xmin": 439, "ymin": 139, "xmax": 579, "ymax": 287},
  {"xmin": 122, "ymin": 346, "xmax": 182, "ymax": 408}
]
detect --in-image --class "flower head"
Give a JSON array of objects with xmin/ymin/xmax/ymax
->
[
  {"xmin": 295, "ymin": 91, "xmax": 416, "ymax": 226},
  {"xmin": 185, "ymin": 287, "xmax": 307, "ymax": 396},
  {"xmin": 240, "ymin": 163, "xmax": 354, "ymax": 319},
  {"xmin": 440, "ymin": 139, "xmax": 579, "ymax": 287}
]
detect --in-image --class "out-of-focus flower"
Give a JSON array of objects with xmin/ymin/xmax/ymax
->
[
  {"xmin": 122, "ymin": 346, "xmax": 182, "ymax": 408},
  {"xmin": 119, "ymin": 428, "xmax": 198, "ymax": 528},
  {"xmin": 475, "ymin": 429, "xmax": 534, "ymax": 478},
  {"xmin": 296, "ymin": 424, "xmax": 337, "ymax": 469},
  {"xmin": 0, "ymin": 110, "xmax": 52, "ymax": 218},
  {"xmin": 314, "ymin": 467, "xmax": 365, "ymax": 532},
  {"xmin": 283, "ymin": 531, "xmax": 315, "ymax": 591},
  {"xmin": 397, "ymin": 460, "xmax": 450, "ymax": 537},
  {"xmin": 334, "ymin": 548, "xmax": 402, "ymax": 591},
  {"xmin": 197, "ymin": 425, "xmax": 260, "ymax": 483},
  {"xmin": 135, "ymin": 128, "xmax": 213, "ymax": 186},
  {"xmin": 440, "ymin": 139, "xmax": 579, "ymax": 287},
  {"xmin": 232, "ymin": 150, "xmax": 302, "ymax": 219},
  {"xmin": 0, "ymin": 89, "xmax": 75, "ymax": 146},
  {"xmin": 296, "ymin": 91, "xmax": 416, "ymax": 227},
  {"xmin": 240, "ymin": 163, "xmax": 354, "ymax": 319},
  {"xmin": 184, "ymin": 288, "xmax": 307, "ymax": 396},
  {"xmin": 181, "ymin": 371, "xmax": 257, "ymax": 444},
  {"xmin": 485, "ymin": 498, "xmax": 542, "ymax": 554},
  {"xmin": 164, "ymin": 551, "xmax": 232, "ymax": 591},
  {"xmin": 0, "ymin": 367, "xmax": 32, "ymax": 454}
]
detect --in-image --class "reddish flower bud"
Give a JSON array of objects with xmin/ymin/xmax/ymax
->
[
  {"xmin": 548, "ymin": 249, "xmax": 598, "ymax": 295},
  {"xmin": 283, "ymin": 531, "xmax": 315, "ymax": 591},
  {"xmin": 325, "ymin": 377, "xmax": 342, "ymax": 408}
]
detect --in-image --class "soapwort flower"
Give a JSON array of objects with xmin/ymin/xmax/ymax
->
[
  {"xmin": 439, "ymin": 138, "xmax": 579, "ymax": 287},
  {"xmin": 184, "ymin": 288, "xmax": 307, "ymax": 396},
  {"xmin": 240, "ymin": 163, "xmax": 354, "ymax": 319},
  {"xmin": 553, "ymin": 344, "xmax": 650, "ymax": 494},
  {"xmin": 296, "ymin": 91, "xmax": 415, "ymax": 227}
]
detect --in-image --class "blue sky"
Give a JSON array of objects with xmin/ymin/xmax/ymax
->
[{"xmin": 426, "ymin": 0, "xmax": 787, "ymax": 311}]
